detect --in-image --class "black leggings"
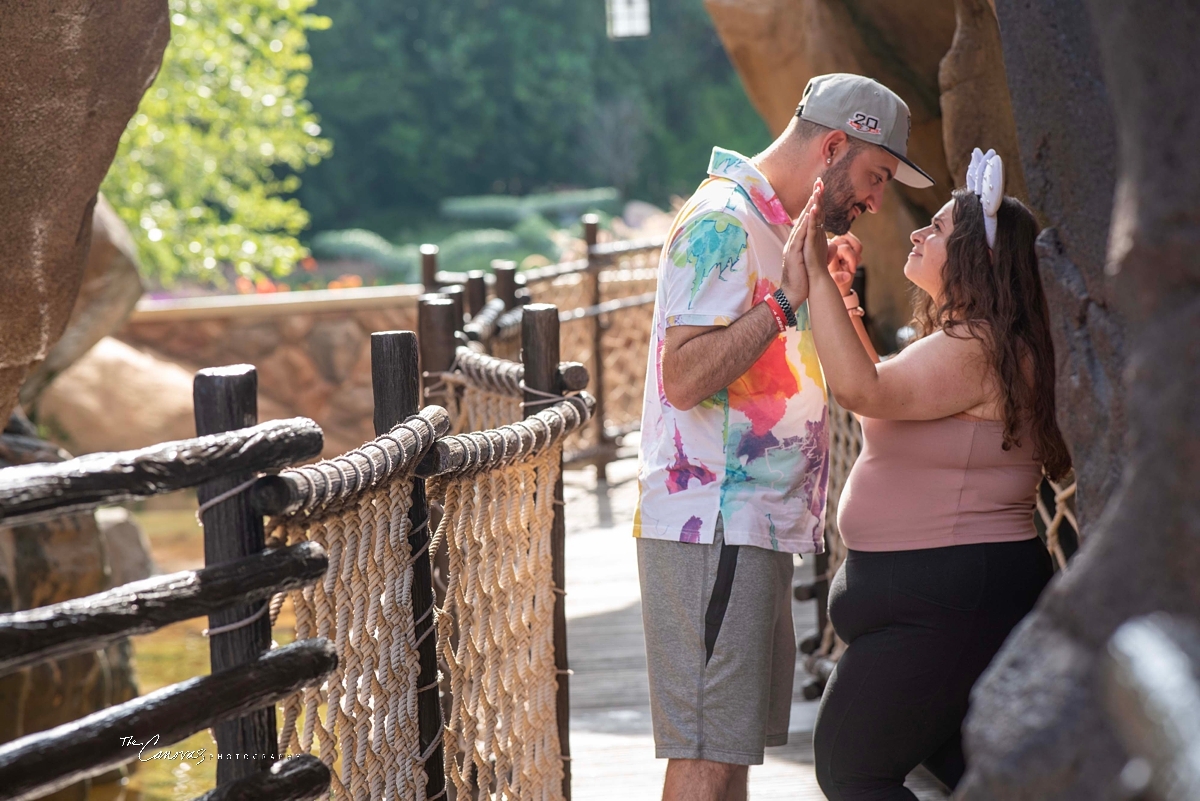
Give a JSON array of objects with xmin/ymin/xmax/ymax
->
[{"xmin": 813, "ymin": 538, "xmax": 1053, "ymax": 801}]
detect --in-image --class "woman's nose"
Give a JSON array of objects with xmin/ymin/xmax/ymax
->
[{"xmin": 911, "ymin": 228, "xmax": 924, "ymax": 246}]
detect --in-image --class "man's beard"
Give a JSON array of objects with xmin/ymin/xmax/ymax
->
[{"xmin": 819, "ymin": 156, "xmax": 867, "ymax": 235}]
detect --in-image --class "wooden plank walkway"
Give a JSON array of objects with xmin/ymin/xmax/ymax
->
[{"xmin": 562, "ymin": 453, "xmax": 949, "ymax": 800}]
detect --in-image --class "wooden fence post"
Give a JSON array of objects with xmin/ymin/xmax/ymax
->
[
  {"xmin": 421, "ymin": 244, "xmax": 440, "ymax": 292},
  {"xmin": 465, "ymin": 271, "xmax": 486, "ymax": 318},
  {"xmin": 582, "ymin": 214, "xmax": 607, "ymax": 481},
  {"xmin": 418, "ymin": 297, "xmax": 459, "ymax": 404},
  {"xmin": 492, "ymin": 259, "xmax": 519, "ymax": 310},
  {"xmin": 193, "ymin": 365, "xmax": 276, "ymax": 784},
  {"xmin": 441, "ymin": 284, "xmax": 466, "ymax": 332},
  {"xmin": 371, "ymin": 332, "xmax": 445, "ymax": 799},
  {"xmin": 522, "ymin": 304, "xmax": 571, "ymax": 800}
]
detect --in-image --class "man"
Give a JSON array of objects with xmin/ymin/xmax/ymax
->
[{"xmin": 635, "ymin": 73, "xmax": 934, "ymax": 800}]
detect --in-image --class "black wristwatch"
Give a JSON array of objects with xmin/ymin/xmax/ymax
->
[{"xmin": 773, "ymin": 288, "xmax": 798, "ymax": 328}]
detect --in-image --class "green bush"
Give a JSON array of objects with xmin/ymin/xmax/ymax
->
[
  {"xmin": 512, "ymin": 214, "xmax": 560, "ymax": 259},
  {"xmin": 309, "ymin": 229, "xmax": 419, "ymax": 281},
  {"xmin": 524, "ymin": 188, "xmax": 622, "ymax": 223},
  {"xmin": 438, "ymin": 196, "xmax": 531, "ymax": 227},
  {"xmin": 439, "ymin": 188, "xmax": 621, "ymax": 227},
  {"xmin": 437, "ymin": 229, "xmax": 522, "ymax": 271}
]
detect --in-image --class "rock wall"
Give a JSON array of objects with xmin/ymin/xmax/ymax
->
[
  {"xmin": 0, "ymin": 0, "xmax": 168, "ymax": 423},
  {"xmin": 959, "ymin": 0, "xmax": 1199, "ymax": 798}
]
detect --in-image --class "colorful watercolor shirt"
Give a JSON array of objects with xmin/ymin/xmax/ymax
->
[{"xmin": 633, "ymin": 148, "xmax": 830, "ymax": 554}]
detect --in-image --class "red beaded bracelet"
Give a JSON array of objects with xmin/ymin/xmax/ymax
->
[{"xmin": 762, "ymin": 294, "xmax": 788, "ymax": 333}]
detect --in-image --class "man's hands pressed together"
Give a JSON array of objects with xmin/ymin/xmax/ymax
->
[{"xmin": 662, "ymin": 184, "xmax": 859, "ymax": 412}]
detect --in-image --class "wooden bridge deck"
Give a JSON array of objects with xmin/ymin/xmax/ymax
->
[{"xmin": 562, "ymin": 452, "xmax": 949, "ymax": 800}]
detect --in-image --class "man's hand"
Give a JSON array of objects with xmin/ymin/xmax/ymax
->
[{"xmin": 827, "ymin": 233, "xmax": 862, "ymax": 298}]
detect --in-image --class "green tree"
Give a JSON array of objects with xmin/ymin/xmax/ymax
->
[
  {"xmin": 297, "ymin": 0, "xmax": 769, "ymax": 235},
  {"xmin": 102, "ymin": 0, "xmax": 331, "ymax": 286}
]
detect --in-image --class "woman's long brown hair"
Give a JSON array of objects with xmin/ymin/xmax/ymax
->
[{"xmin": 912, "ymin": 189, "xmax": 1072, "ymax": 480}]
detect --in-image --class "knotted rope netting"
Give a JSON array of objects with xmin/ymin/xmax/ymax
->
[
  {"xmin": 265, "ymin": 408, "xmax": 446, "ymax": 801},
  {"xmin": 424, "ymin": 394, "xmax": 593, "ymax": 801},
  {"xmin": 426, "ymin": 346, "xmax": 525, "ymax": 435}
]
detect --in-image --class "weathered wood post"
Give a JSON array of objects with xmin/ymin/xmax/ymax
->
[
  {"xmin": 441, "ymin": 284, "xmax": 466, "ymax": 333},
  {"xmin": 370, "ymin": 331, "xmax": 445, "ymax": 799},
  {"xmin": 464, "ymin": 271, "xmax": 487, "ymax": 319},
  {"xmin": 418, "ymin": 297, "xmax": 459, "ymax": 406},
  {"xmin": 582, "ymin": 214, "xmax": 607, "ymax": 480},
  {"xmin": 421, "ymin": 244, "xmax": 440, "ymax": 292},
  {"xmin": 522, "ymin": 304, "xmax": 571, "ymax": 800},
  {"xmin": 492, "ymin": 259, "xmax": 519, "ymax": 310},
  {"xmin": 193, "ymin": 365, "xmax": 276, "ymax": 783}
]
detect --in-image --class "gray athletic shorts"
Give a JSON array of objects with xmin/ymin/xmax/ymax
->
[{"xmin": 636, "ymin": 516, "xmax": 796, "ymax": 765}]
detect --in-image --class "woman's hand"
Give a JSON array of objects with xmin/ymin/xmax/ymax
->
[
  {"xmin": 828, "ymin": 233, "xmax": 862, "ymax": 298},
  {"xmin": 780, "ymin": 203, "xmax": 811, "ymax": 309},
  {"xmin": 803, "ymin": 179, "xmax": 830, "ymax": 279}
]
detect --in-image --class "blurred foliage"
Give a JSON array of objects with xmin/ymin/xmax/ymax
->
[
  {"xmin": 101, "ymin": 0, "xmax": 331, "ymax": 286},
  {"xmin": 308, "ymin": 228, "xmax": 420, "ymax": 281},
  {"xmin": 298, "ymin": 0, "xmax": 769, "ymax": 234},
  {"xmin": 439, "ymin": 187, "xmax": 622, "ymax": 227},
  {"xmin": 307, "ymin": 224, "xmax": 554, "ymax": 282}
]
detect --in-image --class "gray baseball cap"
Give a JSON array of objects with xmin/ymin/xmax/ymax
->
[{"xmin": 796, "ymin": 73, "xmax": 934, "ymax": 189}]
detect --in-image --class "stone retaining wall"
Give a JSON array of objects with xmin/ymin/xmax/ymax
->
[{"xmin": 119, "ymin": 285, "xmax": 424, "ymax": 457}]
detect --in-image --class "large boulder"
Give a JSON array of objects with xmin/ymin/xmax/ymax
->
[
  {"xmin": 18, "ymin": 194, "xmax": 144, "ymax": 408},
  {"xmin": 959, "ymin": 0, "xmax": 1199, "ymax": 798},
  {"xmin": 0, "ymin": 0, "xmax": 168, "ymax": 423}
]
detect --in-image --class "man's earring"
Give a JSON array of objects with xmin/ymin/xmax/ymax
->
[{"xmin": 826, "ymin": 157, "xmax": 832, "ymax": 165}]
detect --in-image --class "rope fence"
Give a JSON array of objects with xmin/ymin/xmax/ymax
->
[
  {"xmin": 422, "ymin": 396, "xmax": 592, "ymax": 800},
  {"xmin": 255, "ymin": 305, "xmax": 585, "ymax": 800},
  {"xmin": 266, "ymin": 409, "xmax": 447, "ymax": 801}
]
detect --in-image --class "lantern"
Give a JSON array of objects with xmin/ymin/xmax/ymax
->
[{"xmin": 606, "ymin": 0, "xmax": 650, "ymax": 39}]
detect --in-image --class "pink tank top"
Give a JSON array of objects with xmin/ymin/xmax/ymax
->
[{"xmin": 836, "ymin": 415, "xmax": 1042, "ymax": 552}]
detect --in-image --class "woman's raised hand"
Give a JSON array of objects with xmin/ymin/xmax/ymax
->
[
  {"xmin": 780, "ymin": 197, "xmax": 811, "ymax": 308},
  {"xmin": 804, "ymin": 179, "xmax": 830, "ymax": 278},
  {"xmin": 828, "ymin": 233, "xmax": 862, "ymax": 297}
]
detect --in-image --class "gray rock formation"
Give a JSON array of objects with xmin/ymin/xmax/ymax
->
[
  {"xmin": 959, "ymin": 0, "xmax": 1199, "ymax": 797},
  {"xmin": 0, "ymin": 0, "xmax": 168, "ymax": 422}
]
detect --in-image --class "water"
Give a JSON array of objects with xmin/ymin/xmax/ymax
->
[{"xmin": 86, "ymin": 509, "xmax": 297, "ymax": 800}]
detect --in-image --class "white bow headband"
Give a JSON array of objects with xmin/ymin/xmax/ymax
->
[{"xmin": 965, "ymin": 147, "xmax": 1004, "ymax": 249}]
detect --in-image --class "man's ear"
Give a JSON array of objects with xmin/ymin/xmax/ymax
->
[{"xmin": 821, "ymin": 129, "xmax": 849, "ymax": 164}]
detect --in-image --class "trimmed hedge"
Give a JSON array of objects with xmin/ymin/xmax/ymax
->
[{"xmin": 440, "ymin": 187, "xmax": 621, "ymax": 226}]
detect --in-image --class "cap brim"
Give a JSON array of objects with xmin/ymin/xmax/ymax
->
[{"xmin": 883, "ymin": 146, "xmax": 935, "ymax": 189}]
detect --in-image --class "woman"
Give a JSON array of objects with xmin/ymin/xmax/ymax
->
[{"xmin": 786, "ymin": 151, "xmax": 1071, "ymax": 800}]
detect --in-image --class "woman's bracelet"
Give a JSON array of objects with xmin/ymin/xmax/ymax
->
[
  {"xmin": 762, "ymin": 294, "xmax": 789, "ymax": 333},
  {"xmin": 843, "ymin": 288, "xmax": 865, "ymax": 317}
]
